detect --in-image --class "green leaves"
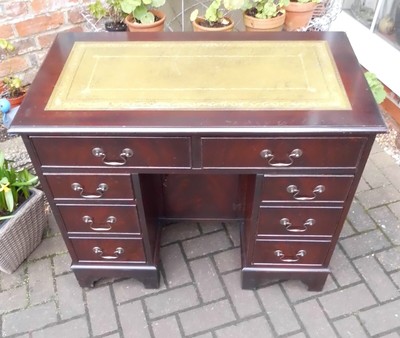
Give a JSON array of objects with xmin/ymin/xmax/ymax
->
[
  {"xmin": 120, "ymin": 0, "xmax": 164, "ymax": 23},
  {"xmin": 0, "ymin": 152, "xmax": 38, "ymax": 221},
  {"xmin": 192, "ymin": 0, "xmax": 243, "ymax": 24},
  {"xmin": 224, "ymin": 0, "xmax": 246, "ymax": 10},
  {"xmin": 205, "ymin": 0, "xmax": 223, "ymax": 23},
  {"xmin": 365, "ymin": 72, "xmax": 386, "ymax": 104},
  {"xmin": 88, "ymin": 0, "xmax": 108, "ymax": 20},
  {"xmin": 151, "ymin": 0, "xmax": 165, "ymax": 8},
  {"xmin": 297, "ymin": 0, "xmax": 321, "ymax": 3},
  {"xmin": 0, "ymin": 39, "xmax": 14, "ymax": 53},
  {"xmin": 2, "ymin": 76, "xmax": 24, "ymax": 98},
  {"xmin": 251, "ymin": 0, "xmax": 288, "ymax": 18},
  {"xmin": 190, "ymin": 9, "xmax": 199, "ymax": 21},
  {"xmin": 0, "ymin": 177, "xmax": 13, "ymax": 213},
  {"xmin": 121, "ymin": 0, "xmax": 141, "ymax": 14}
]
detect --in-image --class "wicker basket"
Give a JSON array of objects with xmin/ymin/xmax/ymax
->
[{"xmin": 0, "ymin": 188, "xmax": 47, "ymax": 274}]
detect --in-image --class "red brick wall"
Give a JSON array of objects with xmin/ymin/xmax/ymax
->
[{"xmin": 0, "ymin": 0, "xmax": 92, "ymax": 85}]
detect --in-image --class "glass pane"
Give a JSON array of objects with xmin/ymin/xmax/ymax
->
[
  {"xmin": 343, "ymin": 0, "xmax": 380, "ymax": 28},
  {"xmin": 374, "ymin": 0, "xmax": 400, "ymax": 50}
]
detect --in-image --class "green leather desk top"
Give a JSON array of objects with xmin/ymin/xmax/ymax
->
[{"xmin": 45, "ymin": 40, "xmax": 350, "ymax": 111}]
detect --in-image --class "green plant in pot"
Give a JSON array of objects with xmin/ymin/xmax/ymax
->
[
  {"xmin": 1, "ymin": 39, "xmax": 27, "ymax": 107},
  {"xmin": 190, "ymin": 0, "xmax": 242, "ymax": 31},
  {"xmin": 120, "ymin": 0, "xmax": 166, "ymax": 32},
  {"xmin": 88, "ymin": 0, "xmax": 128, "ymax": 31},
  {"xmin": 243, "ymin": 0, "xmax": 289, "ymax": 31},
  {"xmin": 2, "ymin": 76, "xmax": 27, "ymax": 108},
  {"xmin": 284, "ymin": 0, "xmax": 321, "ymax": 31},
  {"xmin": 0, "ymin": 152, "xmax": 46, "ymax": 274}
]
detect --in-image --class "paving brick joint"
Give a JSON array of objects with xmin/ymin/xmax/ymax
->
[{"xmin": 1, "ymin": 141, "xmax": 400, "ymax": 337}]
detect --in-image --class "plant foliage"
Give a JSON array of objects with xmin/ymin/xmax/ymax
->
[
  {"xmin": 0, "ymin": 152, "xmax": 38, "ymax": 221},
  {"xmin": 88, "ymin": 0, "xmax": 127, "ymax": 23},
  {"xmin": 190, "ymin": 0, "xmax": 243, "ymax": 25},
  {"xmin": 2, "ymin": 76, "xmax": 24, "ymax": 98},
  {"xmin": 245, "ymin": 0, "xmax": 289, "ymax": 19},
  {"xmin": 296, "ymin": 0, "xmax": 320, "ymax": 4},
  {"xmin": 364, "ymin": 72, "xmax": 386, "ymax": 104},
  {"xmin": 120, "ymin": 0, "xmax": 166, "ymax": 24}
]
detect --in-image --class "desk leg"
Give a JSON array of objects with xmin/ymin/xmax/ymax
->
[
  {"xmin": 73, "ymin": 265, "xmax": 160, "ymax": 289},
  {"xmin": 241, "ymin": 267, "xmax": 330, "ymax": 291}
]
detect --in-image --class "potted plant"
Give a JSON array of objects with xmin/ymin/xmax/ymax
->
[
  {"xmin": 190, "ymin": 0, "xmax": 239, "ymax": 32},
  {"xmin": 0, "ymin": 152, "xmax": 47, "ymax": 274},
  {"xmin": 88, "ymin": 0, "xmax": 127, "ymax": 31},
  {"xmin": 0, "ymin": 39, "xmax": 15, "ymax": 94},
  {"xmin": 284, "ymin": 0, "xmax": 321, "ymax": 31},
  {"xmin": 120, "ymin": 0, "xmax": 166, "ymax": 32},
  {"xmin": 2, "ymin": 76, "xmax": 27, "ymax": 108},
  {"xmin": 243, "ymin": 0, "xmax": 289, "ymax": 31}
]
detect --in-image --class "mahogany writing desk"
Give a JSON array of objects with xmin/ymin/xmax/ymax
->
[{"xmin": 10, "ymin": 32, "xmax": 386, "ymax": 291}]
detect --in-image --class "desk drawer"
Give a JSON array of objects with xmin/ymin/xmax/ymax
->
[
  {"xmin": 253, "ymin": 240, "xmax": 331, "ymax": 265},
  {"xmin": 257, "ymin": 206, "xmax": 343, "ymax": 237},
  {"xmin": 44, "ymin": 173, "xmax": 134, "ymax": 200},
  {"xmin": 261, "ymin": 175, "xmax": 354, "ymax": 203},
  {"xmin": 71, "ymin": 238, "xmax": 146, "ymax": 263},
  {"xmin": 32, "ymin": 136, "xmax": 191, "ymax": 168},
  {"xmin": 58, "ymin": 204, "xmax": 141, "ymax": 235},
  {"xmin": 201, "ymin": 137, "xmax": 366, "ymax": 169}
]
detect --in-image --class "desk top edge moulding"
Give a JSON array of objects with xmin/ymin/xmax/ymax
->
[
  {"xmin": 10, "ymin": 32, "xmax": 386, "ymax": 135},
  {"xmin": 9, "ymin": 32, "xmax": 387, "ymax": 291}
]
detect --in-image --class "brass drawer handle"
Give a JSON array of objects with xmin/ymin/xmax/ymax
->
[
  {"xmin": 260, "ymin": 148, "xmax": 302, "ymax": 167},
  {"xmin": 71, "ymin": 183, "xmax": 108, "ymax": 199},
  {"xmin": 92, "ymin": 147, "xmax": 133, "ymax": 166},
  {"xmin": 92, "ymin": 246, "xmax": 124, "ymax": 260},
  {"xmin": 280, "ymin": 218, "xmax": 315, "ymax": 232},
  {"xmin": 274, "ymin": 249, "xmax": 306, "ymax": 262},
  {"xmin": 286, "ymin": 184, "xmax": 325, "ymax": 201},
  {"xmin": 82, "ymin": 215, "xmax": 117, "ymax": 231}
]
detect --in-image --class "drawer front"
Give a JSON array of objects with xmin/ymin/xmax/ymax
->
[
  {"xmin": 253, "ymin": 240, "xmax": 331, "ymax": 265},
  {"xmin": 45, "ymin": 173, "xmax": 134, "ymax": 200},
  {"xmin": 71, "ymin": 238, "xmax": 146, "ymax": 263},
  {"xmin": 257, "ymin": 206, "xmax": 343, "ymax": 237},
  {"xmin": 261, "ymin": 175, "xmax": 354, "ymax": 203},
  {"xmin": 201, "ymin": 137, "xmax": 366, "ymax": 169},
  {"xmin": 58, "ymin": 204, "xmax": 141, "ymax": 235},
  {"xmin": 32, "ymin": 136, "xmax": 191, "ymax": 168}
]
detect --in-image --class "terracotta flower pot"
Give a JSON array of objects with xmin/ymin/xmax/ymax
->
[
  {"xmin": 284, "ymin": 1, "xmax": 318, "ymax": 31},
  {"xmin": 243, "ymin": 11, "xmax": 286, "ymax": 31},
  {"xmin": 124, "ymin": 10, "xmax": 166, "ymax": 32},
  {"xmin": 192, "ymin": 17, "xmax": 234, "ymax": 32},
  {"xmin": 8, "ymin": 92, "xmax": 26, "ymax": 108}
]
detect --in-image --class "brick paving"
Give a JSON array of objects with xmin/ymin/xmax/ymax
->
[{"xmin": 1, "ymin": 142, "xmax": 400, "ymax": 337}]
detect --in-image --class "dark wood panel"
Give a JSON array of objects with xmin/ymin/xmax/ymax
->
[
  {"xmin": 257, "ymin": 206, "xmax": 343, "ymax": 237},
  {"xmin": 261, "ymin": 175, "xmax": 354, "ymax": 203},
  {"xmin": 70, "ymin": 238, "xmax": 146, "ymax": 263},
  {"xmin": 32, "ymin": 136, "xmax": 191, "ymax": 168},
  {"xmin": 135, "ymin": 174, "xmax": 164, "ymax": 264},
  {"xmin": 161, "ymin": 174, "xmax": 245, "ymax": 219},
  {"xmin": 44, "ymin": 173, "xmax": 134, "ymax": 200},
  {"xmin": 252, "ymin": 240, "xmax": 331, "ymax": 265},
  {"xmin": 57, "ymin": 204, "xmax": 141, "ymax": 235},
  {"xmin": 202, "ymin": 137, "xmax": 366, "ymax": 169}
]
